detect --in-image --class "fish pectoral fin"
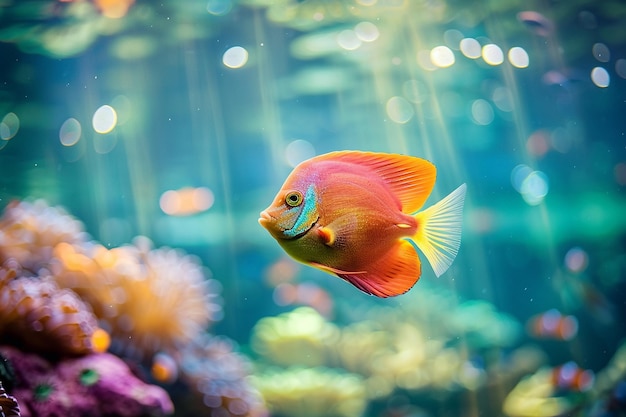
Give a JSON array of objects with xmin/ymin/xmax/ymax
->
[
  {"xmin": 317, "ymin": 226, "xmax": 336, "ymax": 246},
  {"xmin": 309, "ymin": 262, "xmax": 366, "ymax": 276},
  {"xmin": 337, "ymin": 240, "xmax": 421, "ymax": 298}
]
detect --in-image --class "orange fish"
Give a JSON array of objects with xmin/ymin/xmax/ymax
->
[
  {"xmin": 527, "ymin": 309, "xmax": 578, "ymax": 341},
  {"xmin": 551, "ymin": 361, "xmax": 594, "ymax": 392},
  {"xmin": 258, "ymin": 151, "xmax": 466, "ymax": 297}
]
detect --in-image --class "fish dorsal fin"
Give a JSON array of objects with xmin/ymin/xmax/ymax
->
[{"xmin": 312, "ymin": 151, "xmax": 437, "ymax": 214}]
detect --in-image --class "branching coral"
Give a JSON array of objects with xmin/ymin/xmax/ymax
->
[{"xmin": 0, "ymin": 262, "xmax": 100, "ymax": 357}]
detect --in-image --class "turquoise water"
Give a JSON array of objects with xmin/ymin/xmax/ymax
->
[{"xmin": 1, "ymin": 1, "xmax": 625, "ymax": 416}]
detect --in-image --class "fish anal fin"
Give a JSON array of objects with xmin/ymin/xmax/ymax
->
[
  {"xmin": 412, "ymin": 183, "xmax": 466, "ymax": 277},
  {"xmin": 338, "ymin": 240, "xmax": 421, "ymax": 298},
  {"xmin": 309, "ymin": 262, "xmax": 366, "ymax": 276},
  {"xmin": 311, "ymin": 151, "xmax": 437, "ymax": 214}
]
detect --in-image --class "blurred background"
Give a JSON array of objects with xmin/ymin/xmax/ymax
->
[{"xmin": 0, "ymin": 1, "xmax": 625, "ymax": 416}]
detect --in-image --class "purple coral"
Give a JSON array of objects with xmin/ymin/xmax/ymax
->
[{"xmin": 0, "ymin": 346, "xmax": 173, "ymax": 417}]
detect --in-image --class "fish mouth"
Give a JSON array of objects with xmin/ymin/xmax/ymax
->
[{"xmin": 258, "ymin": 210, "xmax": 273, "ymax": 228}]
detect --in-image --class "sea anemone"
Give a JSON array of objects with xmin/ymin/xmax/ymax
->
[
  {"xmin": 0, "ymin": 200, "xmax": 89, "ymax": 272},
  {"xmin": 50, "ymin": 237, "xmax": 223, "ymax": 358},
  {"xmin": 0, "ymin": 262, "xmax": 99, "ymax": 357},
  {"xmin": 176, "ymin": 334, "xmax": 267, "ymax": 417}
]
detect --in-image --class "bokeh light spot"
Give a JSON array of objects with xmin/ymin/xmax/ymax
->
[
  {"xmin": 337, "ymin": 30, "xmax": 361, "ymax": 50},
  {"xmin": 482, "ymin": 44, "xmax": 504, "ymax": 65},
  {"xmin": 92, "ymin": 105, "xmax": 118, "ymax": 134},
  {"xmin": 223, "ymin": 46, "xmax": 249, "ymax": 69},
  {"xmin": 206, "ymin": 0, "xmax": 232, "ymax": 15},
  {"xmin": 417, "ymin": 50, "xmax": 437, "ymax": 71},
  {"xmin": 93, "ymin": 132, "xmax": 118, "ymax": 154},
  {"xmin": 591, "ymin": 67, "xmax": 610, "ymax": 87},
  {"xmin": 492, "ymin": 86, "xmax": 513, "ymax": 112},
  {"xmin": 386, "ymin": 96, "xmax": 414, "ymax": 124},
  {"xmin": 511, "ymin": 164, "xmax": 533, "ymax": 192},
  {"xmin": 354, "ymin": 21, "xmax": 379, "ymax": 42},
  {"xmin": 59, "ymin": 118, "xmax": 82, "ymax": 146},
  {"xmin": 592, "ymin": 43, "xmax": 610, "ymax": 62},
  {"xmin": 443, "ymin": 29, "xmax": 464, "ymax": 50},
  {"xmin": 508, "ymin": 47, "xmax": 529, "ymax": 68},
  {"xmin": 470, "ymin": 99, "xmax": 494, "ymax": 125},
  {"xmin": 285, "ymin": 139, "xmax": 315, "ymax": 168},
  {"xmin": 430, "ymin": 46, "xmax": 455, "ymax": 68},
  {"xmin": 0, "ymin": 112, "xmax": 20, "ymax": 140},
  {"xmin": 520, "ymin": 171, "xmax": 549, "ymax": 205},
  {"xmin": 526, "ymin": 130, "xmax": 550, "ymax": 157},
  {"xmin": 460, "ymin": 38, "xmax": 481, "ymax": 59},
  {"xmin": 616, "ymin": 59, "xmax": 626, "ymax": 79},
  {"xmin": 564, "ymin": 247, "xmax": 588, "ymax": 273},
  {"xmin": 160, "ymin": 187, "xmax": 215, "ymax": 216},
  {"xmin": 94, "ymin": 0, "xmax": 133, "ymax": 19}
]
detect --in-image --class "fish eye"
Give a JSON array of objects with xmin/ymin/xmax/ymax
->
[{"xmin": 285, "ymin": 191, "xmax": 303, "ymax": 207}]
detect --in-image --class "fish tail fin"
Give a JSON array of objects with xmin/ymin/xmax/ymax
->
[{"xmin": 410, "ymin": 183, "xmax": 466, "ymax": 277}]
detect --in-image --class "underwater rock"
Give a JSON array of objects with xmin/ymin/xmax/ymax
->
[
  {"xmin": 252, "ymin": 367, "xmax": 366, "ymax": 417},
  {"xmin": 0, "ymin": 262, "xmax": 100, "ymax": 357},
  {"xmin": 0, "ymin": 346, "xmax": 173, "ymax": 417}
]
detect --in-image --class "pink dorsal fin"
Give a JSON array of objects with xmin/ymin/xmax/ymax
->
[{"xmin": 312, "ymin": 151, "xmax": 437, "ymax": 214}]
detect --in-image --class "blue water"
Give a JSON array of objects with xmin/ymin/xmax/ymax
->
[{"xmin": 1, "ymin": 1, "xmax": 625, "ymax": 416}]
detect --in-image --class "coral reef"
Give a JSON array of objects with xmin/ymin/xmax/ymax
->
[
  {"xmin": 249, "ymin": 288, "xmax": 536, "ymax": 417},
  {"xmin": 0, "ymin": 260, "xmax": 101, "ymax": 357},
  {"xmin": 0, "ymin": 345, "xmax": 172, "ymax": 417},
  {"xmin": 252, "ymin": 367, "xmax": 366, "ymax": 417},
  {"xmin": 0, "ymin": 199, "xmax": 266, "ymax": 417},
  {"xmin": 175, "ymin": 334, "xmax": 267, "ymax": 417},
  {"xmin": 50, "ymin": 239, "xmax": 223, "ymax": 358},
  {"xmin": 0, "ymin": 199, "xmax": 221, "ymax": 359},
  {"xmin": 251, "ymin": 307, "xmax": 339, "ymax": 367}
]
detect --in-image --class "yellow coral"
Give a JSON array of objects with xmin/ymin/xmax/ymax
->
[
  {"xmin": 251, "ymin": 307, "xmax": 339, "ymax": 367},
  {"xmin": 252, "ymin": 367, "xmax": 366, "ymax": 417}
]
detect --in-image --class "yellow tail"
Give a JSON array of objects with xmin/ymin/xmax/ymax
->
[{"xmin": 411, "ymin": 183, "xmax": 466, "ymax": 277}]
